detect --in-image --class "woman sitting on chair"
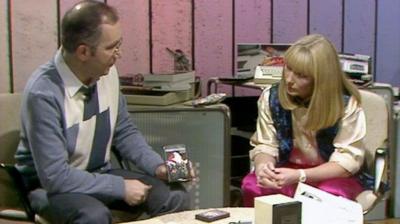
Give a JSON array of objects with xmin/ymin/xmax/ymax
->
[{"xmin": 241, "ymin": 34, "xmax": 366, "ymax": 207}]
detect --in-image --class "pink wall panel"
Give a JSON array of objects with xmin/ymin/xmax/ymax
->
[
  {"xmin": 0, "ymin": 0, "xmax": 10, "ymax": 93},
  {"xmin": 235, "ymin": 0, "xmax": 271, "ymax": 43},
  {"xmin": 109, "ymin": 0, "xmax": 150, "ymax": 77},
  {"xmin": 11, "ymin": 0, "xmax": 58, "ymax": 92},
  {"xmin": 235, "ymin": 0, "xmax": 271, "ymax": 96},
  {"xmin": 195, "ymin": 0, "xmax": 233, "ymax": 95},
  {"xmin": 152, "ymin": 0, "xmax": 192, "ymax": 74},
  {"xmin": 273, "ymin": 0, "xmax": 308, "ymax": 43},
  {"xmin": 309, "ymin": 0, "xmax": 342, "ymax": 50}
]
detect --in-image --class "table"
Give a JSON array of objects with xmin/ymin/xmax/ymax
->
[
  {"xmin": 207, "ymin": 77, "xmax": 268, "ymax": 95},
  {"xmin": 122, "ymin": 207, "xmax": 253, "ymax": 224},
  {"xmin": 122, "ymin": 207, "xmax": 400, "ymax": 224},
  {"xmin": 365, "ymin": 220, "xmax": 400, "ymax": 224}
]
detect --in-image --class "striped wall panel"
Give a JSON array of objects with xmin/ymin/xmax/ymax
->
[
  {"xmin": 0, "ymin": 0, "xmax": 10, "ymax": 92},
  {"xmin": 0, "ymin": 0, "xmax": 399, "ymax": 93},
  {"xmin": 235, "ymin": 0, "xmax": 271, "ymax": 44},
  {"xmin": 151, "ymin": 0, "xmax": 192, "ymax": 74},
  {"xmin": 194, "ymin": 0, "xmax": 233, "ymax": 95},
  {"xmin": 376, "ymin": 0, "xmax": 400, "ymax": 85},
  {"xmin": 109, "ymin": 0, "xmax": 150, "ymax": 77},
  {"xmin": 11, "ymin": 0, "xmax": 58, "ymax": 92},
  {"xmin": 273, "ymin": 0, "xmax": 308, "ymax": 43},
  {"xmin": 309, "ymin": 0, "xmax": 343, "ymax": 50},
  {"xmin": 343, "ymin": 0, "xmax": 376, "ymax": 61},
  {"xmin": 234, "ymin": 0, "xmax": 271, "ymax": 96}
]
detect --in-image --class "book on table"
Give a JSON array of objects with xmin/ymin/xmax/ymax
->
[
  {"xmin": 143, "ymin": 71, "xmax": 195, "ymax": 82},
  {"xmin": 143, "ymin": 71, "xmax": 195, "ymax": 91},
  {"xmin": 143, "ymin": 79, "xmax": 192, "ymax": 91}
]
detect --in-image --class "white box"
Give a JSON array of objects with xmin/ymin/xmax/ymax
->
[{"xmin": 255, "ymin": 194, "xmax": 301, "ymax": 224}]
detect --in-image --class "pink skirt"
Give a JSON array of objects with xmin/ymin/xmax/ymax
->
[{"xmin": 241, "ymin": 162, "xmax": 363, "ymax": 207}]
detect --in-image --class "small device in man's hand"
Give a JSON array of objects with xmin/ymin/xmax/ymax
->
[
  {"xmin": 195, "ymin": 209, "xmax": 230, "ymax": 222},
  {"xmin": 163, "ymin": 144, "xmax": 191, "ymax": 182}
]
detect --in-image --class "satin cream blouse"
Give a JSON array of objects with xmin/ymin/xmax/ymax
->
[{"xmin": 249, "ymin": 86, "xmax": 366, "ymax": 174}]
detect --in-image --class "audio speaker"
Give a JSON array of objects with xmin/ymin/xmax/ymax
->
[{"xmin": 127, "ymin": 104, "xmax": 231, "ymax": 209}]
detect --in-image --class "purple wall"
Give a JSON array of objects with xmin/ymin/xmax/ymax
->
[
  {"xmin": 0, "ymin": 0, "xmax": 399, "ymax": 94},
  {"xmin": 309, "ymin": 0, "xmax": 342, "ymax": 50},
  {"xmin": 376, "ymin": 0, "xmax": 400, "ymax": 85},
  {"xmin": 234, "ymin": 0, "xmax": 271, "ymax": 96},
  {"xmin": 343, "ymin": 0, "xmax": 376, "ymax": 58},
  {"xmin": 273, "ymin": 0, "xmax": 308, "ymax": 43}
]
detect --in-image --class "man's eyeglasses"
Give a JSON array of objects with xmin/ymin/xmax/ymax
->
[
  {"xmin": 112, "ymin": 41, "xmax": 122, "ymax": 57},
  {"xmin": 113, "ymin": 45, "xmax": 121, "ymax": 55}
]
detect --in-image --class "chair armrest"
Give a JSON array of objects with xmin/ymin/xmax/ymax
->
[
  {"xmin": 356, "ymin": 146, "xmax": 390, "ymax": 214},
  {"xmin": 373, "ymin": 147, "xmax": 390, "ymax": 196},
  {"xmin": 374, "ymin": 148, "xmax": 385, "ymax": 192},
  {"xmin": 0, "ymin": 163, "xmax": 35, "ymax": 221}
]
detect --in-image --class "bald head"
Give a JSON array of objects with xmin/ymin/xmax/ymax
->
[{"xmin": 61, "ymin": 0, "xmax": 119, "ymax": 53}]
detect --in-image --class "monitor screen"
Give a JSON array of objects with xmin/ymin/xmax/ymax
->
[{"xmin": 236, "ymin": 43, "xmax": 291, "ymax": 79}]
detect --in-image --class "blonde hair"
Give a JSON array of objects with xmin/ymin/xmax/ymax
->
[{"xmin": 278, "ymin": 34, "xmax": 361, "ymax": 131}]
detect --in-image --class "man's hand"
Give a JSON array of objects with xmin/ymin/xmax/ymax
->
[
  {"xmin": 155, "ymin": 162, "xmax": 197, "ymax": 182},
  {"xmin": 123, "ymin": 179, "xmax": 152, "ymax": 206},
  {"xmin": 155, "ymin": 164, "xmax": 168, "ymax": 181}
]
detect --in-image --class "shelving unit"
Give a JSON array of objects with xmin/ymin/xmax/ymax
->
[{"xmin": 221, "ymin": 94, "xmax": 260, "ymax": 190}]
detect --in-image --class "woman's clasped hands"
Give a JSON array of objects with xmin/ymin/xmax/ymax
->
[{"xmin": 255, "ymin": 162, "xmax": 300, "ymax": 189}]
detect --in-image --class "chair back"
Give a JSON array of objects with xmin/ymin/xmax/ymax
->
[
  {"xmin": 0, "ymin": 93, "xmax": 24, "ymax": 212},
  {"xmin": 356, "ymin": 89, "xmax": 390, "ymax": 215},
  {"xmin": 0, "ymin": 93, "xmax": 22, "ymax": 164},
  {"xmin": 359, "ymin": 90, "xmax": 388, "ymax": 180}
]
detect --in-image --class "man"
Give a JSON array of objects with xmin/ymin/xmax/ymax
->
[{"xmin": 15, "ymin": 1, "xmax": 192, "ymax": 223}]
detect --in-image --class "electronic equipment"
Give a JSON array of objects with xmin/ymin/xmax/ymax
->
[
  {"xmin": 253, "ymin": 65, "xmax": 283, "ymax": 84},
  {"xmin": 236, "ymin": 44, "xmax": 291, "ymax": 82},
  {"xmin": 339, "ymin": 53, "xmax": 371, "ymax": 74},
  {"xmin": 236, "ymin": 44, "xmax": 373, "ymax": 86},
  {"xmin": 126, "ymin": 104, "xmax": 231, "ymax": 209},
  {"xmin": 339, "ymin": 53, "xmax": 372, "ymax": 86}
]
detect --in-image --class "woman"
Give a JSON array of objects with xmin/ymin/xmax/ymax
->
[{"xmin": 241, "ymin": 34, "xmax": 366, "ymax": 207}]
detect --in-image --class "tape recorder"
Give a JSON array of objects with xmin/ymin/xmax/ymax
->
[
  {"xmin": 339, "ymin": 53, "xmax": 372, "ymax": 85},
  {"xmin": 339, "ymin": 53, "xmax": 371, "ymax": 74}
]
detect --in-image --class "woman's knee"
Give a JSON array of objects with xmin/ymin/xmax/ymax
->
[
  {"xmin": 241, "ymin": 173, "xmax": 260, "ymax": 195},
  {"xmin": 317, "ymin": 178, "xmax": 363, "ymax": 200}
]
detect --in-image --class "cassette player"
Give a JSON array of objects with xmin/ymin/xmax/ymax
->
[
  {"xmin": 339, "ymin": 53, "xmax": 371, "ymax": 74},
  {"xmin": 339, "ymin": 53, "xmax": 372, "ymax": 86}
]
